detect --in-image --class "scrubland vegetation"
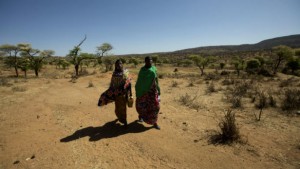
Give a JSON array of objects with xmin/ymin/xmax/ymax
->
[{"xmin": 0, "ymin": 40, "xmax": 300, "ymax": 168}]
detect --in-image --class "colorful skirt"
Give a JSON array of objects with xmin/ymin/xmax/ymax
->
[{"xmin": 136, "ymin": 81, "xmax": 160, "ymax": 125}]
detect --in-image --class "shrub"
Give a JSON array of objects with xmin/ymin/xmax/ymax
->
[
  {"xmin": 255, "ymin": 91, "xmax": 268, "ymax": 121},
  {"xmin": 187, "ymin": 80, "xmax": 194, "ymax": 87},
  {"xmin": 220, "ymin": 62, "xmax": 225, "ymax": 69},
  {"xmin": 178, "ymin": 93, "xmax": 195, "ymax": 106},
  {"xmin": 225, "ymin": 81, "xmax": 252, "ymax": 108},
  {"xmin": 230, "ymin": 96, "xmax": 242, "ymax": 108},
  {"xmin": 220, "ymin": 70, "xmax": 230, "ymax": 76},
  {"xmin": 178, "ymin": 93, "xmax": 202, "ymax": 111},
  {"xmin": 246, "ymin": 59, "xmax": 260, "ymax": 74},
  {"xmin": 222, "ymin": 78, "xmax": 234, "ymax": 85},
  {"xmin": 268, "ymin": 94, "xmax": 277, "ymax": 107},
  {"xmin": 171, "ymin": 80, "xmax": 178, "ymax": 87},
  {"xmin": 88, "ymin": 81, "xmax": 94, "ymax": 88},
  {"xmin": 281, "ymin": 89, "xmax": 300, "ymax": 112},
  {"xmin": 204, "ymin": 73, "xmax": 220, "ymax": 81},
  {"xmin": 206, "ymin": 82, "xmax": 217, "ymax": 94},
  {"xmin": 210, "ymin": 110, "xmax": 240, "ymax": 144}
]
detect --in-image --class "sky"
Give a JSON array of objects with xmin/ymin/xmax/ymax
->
[{"xmin": 0, "ymin": 0, "xmax": 299, "ymax": 56}]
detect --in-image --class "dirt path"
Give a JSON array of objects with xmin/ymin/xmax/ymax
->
[{"xmin": 0, "ymin": 72, "xmax": 299, "ymax": 169}]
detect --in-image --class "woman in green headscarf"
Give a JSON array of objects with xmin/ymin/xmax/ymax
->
[{"xmin": 135, "ymin": 56, "xmax": 161, "ymax": 129}]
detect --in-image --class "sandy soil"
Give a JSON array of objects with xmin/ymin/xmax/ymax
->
[{"xmin": 0, "ymin": 65, "xmax": 299, "ymax": 169}]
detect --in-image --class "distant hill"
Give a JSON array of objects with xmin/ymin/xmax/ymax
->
[
  {"xmin": 118, "ymin": 34, "xmax": 300, "ymax": 57},
  {"xmin": 173, "ymin": 34, "xmax": 300, "ymax": 55}
]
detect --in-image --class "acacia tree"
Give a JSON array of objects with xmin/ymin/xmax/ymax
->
[
  {"xmin": 0, "ymin": 44, "xmax": 22, "ymax": 77},
  {"xmin": 96, "ymin": 43, "xmax": 113, "ymax": 57},
  {"xmin": 68, "ymin": 36, "xmax": 94, "ymax": 76},
  {"xmin": 231, "ymin": 56, "xmax": 245, "ymax": 76},
  {"xmin": 20, "ymin": 44, "xmax": 54, "ymax": 77},
  {"xmin": 189, "ymin": 55, "xmax": 210, "ymax": 76},
  {"xmin": 272, "ymin": 45, "xmax": 294, "ymax": 74}
]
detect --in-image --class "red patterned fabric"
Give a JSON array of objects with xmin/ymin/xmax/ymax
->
[{"xmin": 135, "ymin": 80, "xmax": 160, "ymax": 125}]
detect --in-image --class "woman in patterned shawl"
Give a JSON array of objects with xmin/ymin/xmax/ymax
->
[
  {"xmin": 135, "ymin": 56, "xmax": 161, "ymax": 130},
  {"xmin": 98, "ymin": 59, "xmax": 132, "ymax": 127}
]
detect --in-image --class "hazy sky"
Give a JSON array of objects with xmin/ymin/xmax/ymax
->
[{"xmin": 0, "ymin": 0, "xmax": 299, "ymax": 56}]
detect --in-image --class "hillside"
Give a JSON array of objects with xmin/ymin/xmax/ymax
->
[
  {"xmin": 118, "ymin": 34, "xmax": 300, "ymax": 57},
  {"xmin": 172, "ymin": 34, "xmax": 300, "ymax": 55}
]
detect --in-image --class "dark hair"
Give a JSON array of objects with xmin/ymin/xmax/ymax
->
[
  {"xmin": 115, "ymin": 59, "xmax": 122, "ymax": 64},
  {"xmin": 145, "ymin": 56, "xmax": 152, "ymax": 62}
]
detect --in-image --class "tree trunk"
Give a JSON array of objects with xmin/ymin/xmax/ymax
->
[
  {"xmin": 200, "ymin": 67, "xmax": 204, "ymax": 76},
  {"xmin": 24, "ymin": 70, "xmax": 27, "ymax": 78},
  {"xmin": 35, "ymin": 69, "xmax": 39, "ymax": 77},
  {"xmin": 273, "ymin": 58, "xmax": 282, "ymax": 75},
  {"xmin": 75, "ymin": 64, "xmax": 79, "ymax": 76},
  {"xmin": 14, "ymin": 66, "xmax": 19, "ymax": 77}
]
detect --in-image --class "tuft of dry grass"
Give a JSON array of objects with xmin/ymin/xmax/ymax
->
[
  {"xmin": 12, "ymin": 86, "xmax": 26, "ymax": 92},
  {"xmin": 209, "ymin": 110, "xmax": 241, "ymax": 144},
  {"xmin": 206, "ymin": 82, "xmax": 217, "ymax": 94},
  {"xmin": 88, "ymin": 81, "xmax": 94, "ymax": 88},
  {"xmin": 171, "ymin": 80, "xmax": 179, "ymax": 87},
  {"xmin": 178, "ymin": 93, "xmax": 202, "ymax": 111},
  {"xmin": 0, "ymin": 78, "xmax": 12, "ymax": 87}
]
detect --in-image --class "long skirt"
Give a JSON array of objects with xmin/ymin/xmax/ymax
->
[
  {"xmin": 115, "ymin": 95, "xmax": 127, "ymax": 124},
  {"xmin": 136, "ymin": 82, "xmax": 160, "ymax": 125}
]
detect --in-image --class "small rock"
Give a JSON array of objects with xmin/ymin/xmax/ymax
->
[
  {"xmin": 194, "ymin": 140, "xmax": 199, "ymax": 143},
  {"xmin": 37, "ymin": 115, "xmax": 40, "ymax": 119}
]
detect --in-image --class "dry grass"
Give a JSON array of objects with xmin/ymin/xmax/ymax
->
[
  {"xmin": 209, "ymin": 110, "xmax": 241, "ymax": 144},
  {"xmin": 12, "ymin": 86, "xmax": 26, "ymax": 92}
]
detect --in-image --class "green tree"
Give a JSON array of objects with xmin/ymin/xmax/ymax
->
[
  {"xmin": 68, "ymin": 36, "xmax": 94, "ymax": 76},
  {"xmin": 19, "ymin": 44, "xmax": 54, "ymax": 77},
  {"xmin": 96, "ymin": 43, "xmax": 113, "ymax": 57},
  {"xmin": 233, "ymin": 62, "xmax": 244, "ymax": 77},
  {"xmin": 0, "ymin": 44, "xmax": 22, "ymax": 77},
  {"xmin": 56, "ymin": 58, "xmax": 70, "ymax": 69},
  {"xmin": 189, "ymin": 55, "xmax": 210, "ymax": 76},
  {"xmin": 272, "ymin": 45, "xmax": 294, "ymax": 74}
]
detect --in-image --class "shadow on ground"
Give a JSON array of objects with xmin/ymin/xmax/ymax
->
[{"xmin": 60, "ymin": 119, "xmax": 153, "ymax": 142}]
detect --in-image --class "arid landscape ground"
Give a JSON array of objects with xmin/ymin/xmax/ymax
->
[{"xmin": 0, "ymin": 64, "xmax": 300, "ymax": 169}]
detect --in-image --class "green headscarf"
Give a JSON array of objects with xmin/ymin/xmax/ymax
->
[{"xmin": 135, "ymin": 66, "xmax": 160, "ymax": 98}]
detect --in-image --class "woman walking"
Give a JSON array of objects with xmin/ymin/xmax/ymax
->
[
  {"xmin": 135, "ymin": 56, "xmax": 161, "ymax": 129},
  {"xmin": 98, "ymin": 59, "xmax": 132, "ymax": 127}
]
